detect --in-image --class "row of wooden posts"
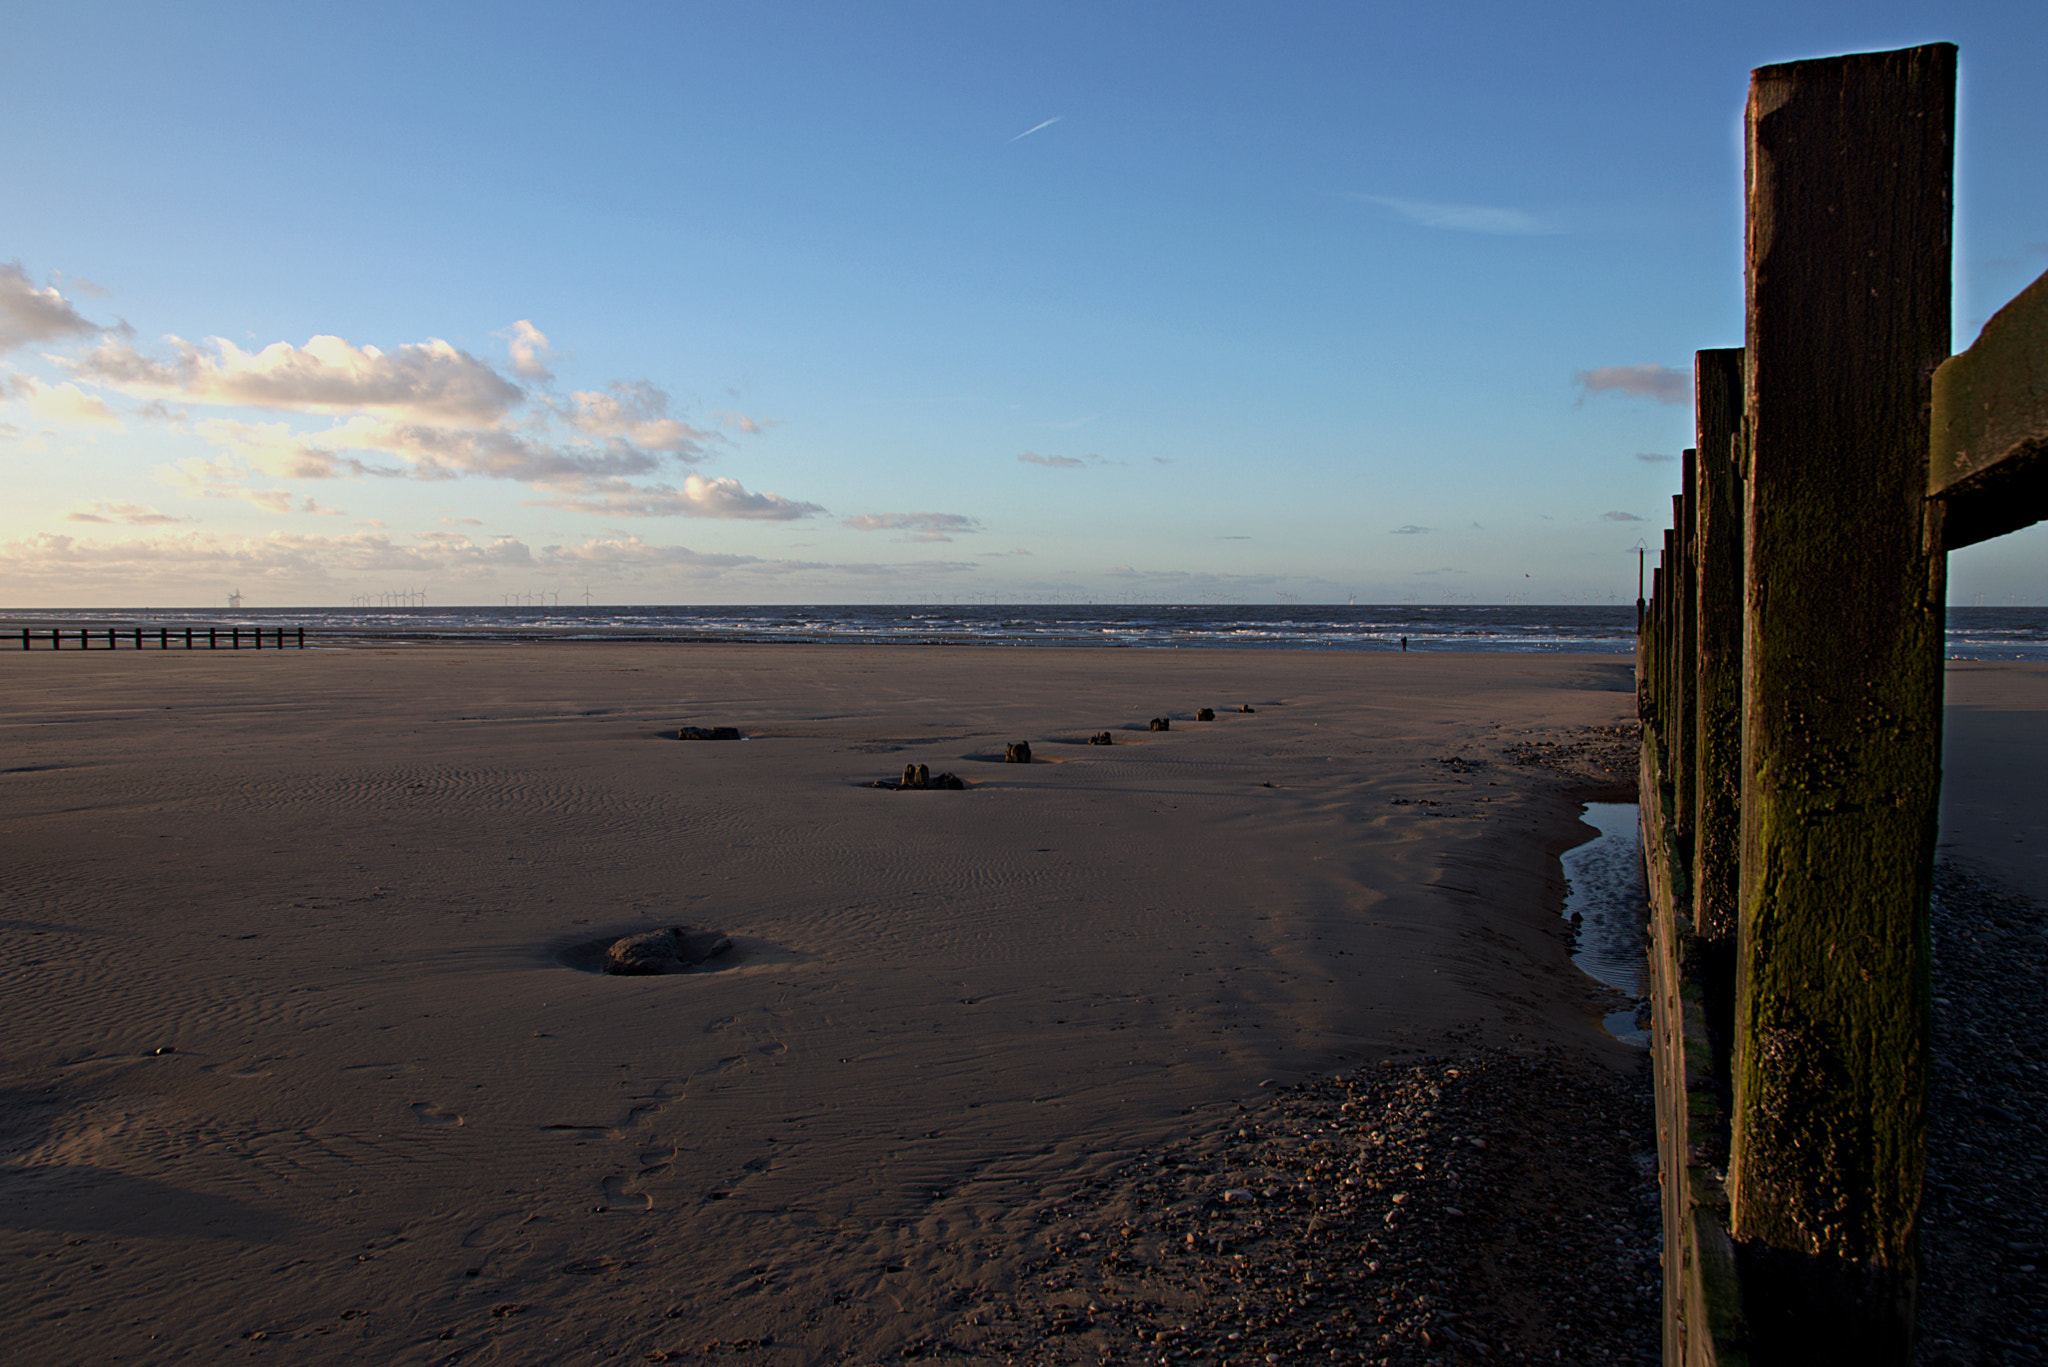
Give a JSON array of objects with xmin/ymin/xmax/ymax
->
[
  {"xmin": 16, "ymin": 626, "xmax": 306, "ymax": 650},
  {"xmin": 1638, "ymin": 43, "xmax": 2048, "ymax": 1365}
]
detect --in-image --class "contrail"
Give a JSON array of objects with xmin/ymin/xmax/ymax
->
[{"xmin": 1008, "ymin": 117, "xmax": 1062, "ymax": 142}]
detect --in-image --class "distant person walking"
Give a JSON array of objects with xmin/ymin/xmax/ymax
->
[{"xmin": 1400, "ymin": 636, "xmax": 1408, "ymax": 652}]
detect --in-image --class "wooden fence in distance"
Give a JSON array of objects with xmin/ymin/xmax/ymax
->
[
  {"xmin": 13, "ymin": 626, "xmax": 305, "ymax": 650},
  {"xmin": 1640, "ymin": 43, "xmax": 2048, "ymax": 1365}
]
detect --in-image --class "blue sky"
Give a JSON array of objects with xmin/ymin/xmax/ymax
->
[{"xmin": 5, "ymin": 0, "xmax": 2044, "ymax": 607}]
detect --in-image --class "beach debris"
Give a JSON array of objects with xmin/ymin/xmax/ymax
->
[
  {"xmin": 603, "ymin": 926, "xmax": 733, "ymax": 975},
  {"xmin": 1239, "ymin": 704, "xmax": 1257, "ymax": 713},
  {"xmin": 1196, "ymin": 708, "xmax": 1216, "ymax": 721},
  {"xmin": 1088, "ymin": 731, "xmax": 1114, "ymax": 745},
  {"xmin": 1150, "ymin": 717, "xmax": 1171, "ymax": 731},
  {"xmin": 875, "ymin": 764, "xmax": 963, "ymax": 790},
  {"xmin": 677, "ymin": 725, "xmax": 743, "ymax": 740},
  {"xmin": 1005, "ymin": 741, "xmax": 1033, "ymax": 763}
]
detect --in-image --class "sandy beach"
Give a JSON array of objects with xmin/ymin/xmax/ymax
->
[
  {"xmin": 11, "ymin": 645, "xmax": 2034, "ymax": 1365},
  {"xmin": 0, "ymin": 643, "xmax": 1651, "ymax": 1363}
]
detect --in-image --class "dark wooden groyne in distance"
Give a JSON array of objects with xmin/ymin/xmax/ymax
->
[
  {"xmin": 11, "ymin": 625, "xmax": 305, "ymax": 650},
  {"xmin": 1640, "ymin": 43, "xmax": 2048, "ymax": 1365}
]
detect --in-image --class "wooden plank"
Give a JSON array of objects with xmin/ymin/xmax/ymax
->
[
  {"xmin": 1731, "ymin": 43, "xmax": 1952, "ymax": 1359},
  {"xmin": 1930, "ymin": 264, "xmax": 2048, "ymax": 548}
]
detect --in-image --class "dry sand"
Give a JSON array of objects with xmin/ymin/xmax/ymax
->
[{"xmin": 2, "ymin": 644, "xmax": 1642, "ymax": 1363}]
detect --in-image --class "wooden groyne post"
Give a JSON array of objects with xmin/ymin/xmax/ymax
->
[{"xmin": 1642, "ymin": 41, "xmax": 2048, "ymax": 1364}]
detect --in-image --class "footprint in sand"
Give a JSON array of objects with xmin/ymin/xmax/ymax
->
[
  {"xmin": 408, "ymin": 1102, "xmax": 464, "ymax": 1127},
  {"xmin": 637, "ymin": 1142, "xmax": 676, "ymax": 1177},
  {"xmin": 601, "ymin": 1174, "xmax": 653, "ymax": 1211}
]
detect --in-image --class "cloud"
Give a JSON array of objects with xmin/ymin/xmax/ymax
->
[
  {"xmin": 557, "ymin": 381, "xmax": 709, "ymax": 459},
  {"xmin": 1410, "ymin": 566, "xmax": 1468, "ymax": 576},
  {"xmin": 0, "ymin": 262, "xmax": 102, "ymax": 352},
  {"xmin": 500, "ymin": 319, "xmax": 555, "ymax": 381},
  {"xmin": 1601, "ymin": 510, "xmax": 1646, "ymax": 522},
  {"xmin": 714, "ymin": 410, "xmax": 779, "ymax": 435},
  {"xmin": 66, "ymin": 500, "xmax": 183, "ymax": 525},
  {"xmin": 1635, "ymin": 452, "xmax": 1676, "ymax": 463},
  {"xmin": 57, "ymin": 272, "xmax": 112, "ymax": 299},
  {"xmin": 1389, "ymin": 524, "xmax": 1430, "ymax": 535},
  {"xmin": 1009, "ymin": 116, "xmax": 1062, "ymax": 142},
  {"xmin": 1018, "ymin": 450, "xmax": 1108, "ymax": 469},
  {"xmin": 70, "ymin": 333, "xmax": 524, "ymax": 424},
  {"xmin": 536, "ymin": 473, "xmax": 823, "ymax": 520},
  {"xmin": 1346, "ymin": 195, "xmax": 1558, "ymax": 235},
  {"xmin": 157, "ymin": 457, "xmax": 347, "ymax": 515},
  {"xmin": 21, "ymin": 379, "xmax": 126, "ymax": 431},
  {"xmin": 23, "ymin": 280, "xmax": 826, "ymax": 531},
  {"xmin": 843, "ymin": 511, "xmax": 981, "ymax": 543},
  {"xmin": 1574, "ymin": 364, "xmax": 1688, "ymax": 405}
]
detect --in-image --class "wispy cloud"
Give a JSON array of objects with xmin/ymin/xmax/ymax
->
[
  {"xmin": 1574, "ymin": 364, "xmax": 1688, "ymax": 405},
  {"xmin": 1389, "ymin": 524, "xmax": 1431, "ymax": 535},
  {"xmin": 535, "ymin": 474, "xmax": 823, "ymax": 520},
  {"xmin": 1635, "ymin": 452, "xmax": 1676, "ymax": 463},
  {"xmin": 1601, "ymin": 510, "xmax": 1646, "ymax": 522},
  {"xmin": 66, "ymin": 500, "xmax": 183, "ymax": 525},
  {"xmin": 844, "ymin": 511, "xmax": 981, "ymax": 543},
  {"xmin": 1345, "ymin": 194, "xmax": 1559, "ymax": 236},
  {"xmin": 1009, "ymin": 117, "xmax": 1062, "ymax": 143},
  {"xmin": 1018, "ymin": 450, "xmax": 1108, "ymax": 469}
]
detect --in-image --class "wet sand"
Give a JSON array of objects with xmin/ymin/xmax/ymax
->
[{"xmin": 1, "ymin": 644, "xmax": 1643, "ymax": 1363}]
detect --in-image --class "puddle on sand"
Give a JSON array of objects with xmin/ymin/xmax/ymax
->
[{"xmin": 1561, "ymin": 802, "xmax": 1650, "ymax": 1047}]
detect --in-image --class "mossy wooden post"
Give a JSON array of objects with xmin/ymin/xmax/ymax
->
[
  {"xmin": 1730, "ymin": 44, "xmax": 1952, "ymax": 1358},
  {"xmin": 1694, "ymin": 347, "xmax": 1746, "ymax": 1041}
]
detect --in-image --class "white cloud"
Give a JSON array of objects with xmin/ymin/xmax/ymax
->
[
  {"xmin": 1574, "ymin": 364, "xmax": 1688, "ymax": 405},
  {"xmin": 20, "ymin": 276, "xmax": 828, "ymax": 536},
  {"xmin": 70, "ymin": 333, "xmax": 524, "ymax": 424},
  {"xmin": 1347, "ymin": 195, "xmax": 1558, "ymax": 235},
  {"xmin": 843, "ymin": 511, "xmax": 980, "ymax": 542},
  {"xmin": 1389, "ymin": 524, "xmax": 1431, "ymax": 535},
  {"xmin": 0, "ymin": 263, "xmax": 101, "ymax": 352},
  {"xmin": 557, "ymin": 381, "xmax": 708, "ymax": 458},
  {"xmin": 22, "ymin": 379, "xmax": 126, "ymax": 431},
  {"xmin": 501, "ymin": 319, "xmax": 555, "ymax": 381},
  {"xmin": 1602, "ymin": 510, "xmax": 1646, "ymax": 522}
]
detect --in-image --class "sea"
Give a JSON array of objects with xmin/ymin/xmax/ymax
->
[{"xmin": 7, "ymin": 603, "xmax": 2047, "ymax": 659}]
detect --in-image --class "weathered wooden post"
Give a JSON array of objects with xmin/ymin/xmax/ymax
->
[
  {"xmin": 1729, "ymin": 44, "xmax": 1953, "ymax": 1358},
  {"xmin": 1672, "ymin": 481, "xmax": 1697, "ymax": 874},
  {"xmin": 1693, "ymin": 348, "xmax": 1746, "ymax": 1012}
]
